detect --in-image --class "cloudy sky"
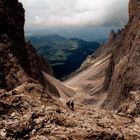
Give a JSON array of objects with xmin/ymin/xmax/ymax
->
[
  {"xmin": 19, "ymin": 0, "xmax": 128, "ymax": 40},
  {"xmin": 19, "ymin": 0, "xmax": 129, "ymax": 40}
]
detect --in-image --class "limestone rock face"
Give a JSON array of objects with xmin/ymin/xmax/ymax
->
[
  {"xmin": 0, "ymin": 0, "xmax": 53, "ymax": 90},
  {"xmin": 129, "ymin": 0, "xmax": 140, "ymax": 20},
  {"xmin": 0, "ymin": 0, "xmax": 25, "ymax": 42},
  {"xmin": 103, "ymin": 0, "xmax": 140, "ymax": 110}
]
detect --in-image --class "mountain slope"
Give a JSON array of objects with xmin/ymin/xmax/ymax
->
[
  {"xmin": 43, "ymin": 72, "xmax": 75, "ymax": 100},
  {"xmin": 28, "ymin": 35, "xmax": 100, "ymax": 79},
  {"xmin": 63, "ymin": 28, "xmax": 120, "ymax": 104},
  {"xmin": 102, "ymin": 0, "xmax": 140, "ymax": 113},
  {"xmin": 67, "ymin": 29, "xmax": 118, "ymax": 79},
  {"xmin": 64, "ymin": 54, "xmax": 110, "ymax": 106}
]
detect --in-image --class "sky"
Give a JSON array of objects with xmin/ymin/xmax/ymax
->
[{"xmin": 19, "ymin": 0, "xmax": 129, "ymax": 40}]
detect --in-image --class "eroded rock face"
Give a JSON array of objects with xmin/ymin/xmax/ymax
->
[
  {"xmin": 0, "ymin": 0, "xmax": 53, "ymax": 90},
  {"xmin": 0, "ymin": 0, "xmax": 25, "ymax": 42},
  {"xmin": 109, "ymin": 30, "xmax": 116, "ymax": 43},
  {"xmin": 102, "ymin": 0, "xmax": 140, "ymax": 111},
  {"xmin": 129, "ymin": 0, "xmax": 140, "ymax": 20}
]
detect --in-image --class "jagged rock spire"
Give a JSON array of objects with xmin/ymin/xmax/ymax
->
[{"xmin": 109, "ymin": 29, "xmax": 116, "ymax": 43}]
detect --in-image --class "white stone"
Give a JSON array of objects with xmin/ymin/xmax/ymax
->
[{"xmin": 0, "ymin": 129, "xmax": 6, "ymax": 137}]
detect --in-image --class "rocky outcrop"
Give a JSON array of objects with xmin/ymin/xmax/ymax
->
[
  {"xmin": 109, "ymin": 29, "xmax": 116, "ymax": 43},
  {"xmin": 0, "ymin": 0, "xmax": 27, "ymax": 72},
  {"xmin": 102, "ymin": 0, "xmax": 140, "ymax": 111},
  {"xmin": 0, "ymin": 0, "xmax": 53, "ymax": 90},
  {"xmin": 0, "ymin": 0, "xmax": 25, "ymax": 43},
  {"xmin": 129, "ymin": 0, "xmax": 140, "ymax": 20},
  {"xmin": 1, "ymin": 86, "xmax": 137, "ymax": 140}
]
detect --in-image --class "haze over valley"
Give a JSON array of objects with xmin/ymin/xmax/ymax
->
[{"xmin": 28, "ymin": 34, "xmax": 100, "ymax": 79}]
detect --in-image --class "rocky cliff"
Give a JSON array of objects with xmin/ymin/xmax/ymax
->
[
  {"xmin": 0, "ymin": 0, "xmax": 53, "ymax": 90},
  {"xmin": 102, "ymin": 0, "xmax": 140, "ymax": 114},
  {"xmin": 129, "ymin": 0, "xmax": 140, "ymax": 20}
]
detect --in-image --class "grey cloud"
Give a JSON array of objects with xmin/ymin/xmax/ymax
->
[{"xmin": 19, "ymin": 0, "xmax": 129, "ymax": 29}]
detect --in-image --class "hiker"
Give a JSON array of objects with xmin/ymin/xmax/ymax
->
[
  {"xmin": 66, "ymin": 101, "xmax": 70, "ymax": 109},
  {"xmin": 66, "ymin": 100, "xmax": 74, "ymax": 111},
  {"xmin": 70, "ymin": 100, "xmax": 74, "ymax": 111}
]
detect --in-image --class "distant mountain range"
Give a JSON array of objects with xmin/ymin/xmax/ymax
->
[{"xmin": 28, "ymin": 34, "xmax": 100, "ymax": 79}]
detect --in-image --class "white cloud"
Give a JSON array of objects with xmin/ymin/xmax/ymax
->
[{"xmin": 19, "ymin": 0, "xmax": 129, "ymax": 29}]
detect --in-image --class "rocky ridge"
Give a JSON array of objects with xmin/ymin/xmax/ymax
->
[
  {"xmin": 102, "ymin": 0, "xmax": 140, "ymax": 112},
  {"xmin": 0, "ymin": 0, "xmax": 53, "ymax": 90}
]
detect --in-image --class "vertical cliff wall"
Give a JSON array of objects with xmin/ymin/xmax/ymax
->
[
  {"xmin": 129, "ymin": 0, "xmax": 140, "ymax": 20},
  {"xmin": 0, "ymin": 0, "xmax": 53, "ymax": 90},
  {"xmin": 103, "ymin": 0, "xmax": 140, "ymax": 110}
]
